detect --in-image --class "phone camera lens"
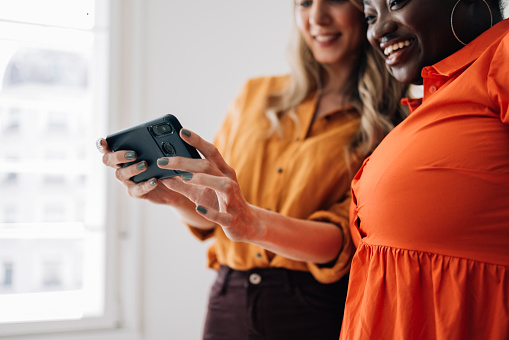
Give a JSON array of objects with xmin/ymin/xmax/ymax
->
[
  {"xmin": 153, "ymin": 123, "xmax": 173, "ymax": 136},
  {"xmin": 162, "ymin": 142, "xmax": 176, "ymax": 156}
]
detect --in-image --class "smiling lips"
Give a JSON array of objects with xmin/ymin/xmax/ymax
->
[
  {"xmin": 314, "ymin": 34, "xmax": 340, "ymax": 43},
  {"xmin": 384, "ymin": 39, "xmax": 412, "ymax": 56}
]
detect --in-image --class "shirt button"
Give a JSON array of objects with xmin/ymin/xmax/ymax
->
[
  {"xmin": 429, "ymin": 85, "xmax": 437, "ymax": 94},
  {"xmin": 249, "ymin": 273, "xmax": 262, "ymax": 285}
]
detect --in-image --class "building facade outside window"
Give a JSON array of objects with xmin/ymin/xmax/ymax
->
[{"xmin": 0, "ymin": 0, "xmax": 129, "ymax": 337}]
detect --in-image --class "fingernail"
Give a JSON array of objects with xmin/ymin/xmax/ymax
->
[
  {"xmin": 182, "ymin": 173, "xmax": 193, "ymax": 181},
  {"xmin": 125, "ymin": 151, "xmax": 136, "ymax": 160},
  {"xmin": 149, "ymin": 179, "xmax": 156, "ymax": 186},
  {"xmin": 182, "ymin": 129, "xmax": 191, "ymax": 137},
  {"xmin": 96, "ymin": 138, "xmax": 104, "ymax": 149},
  {"xmin": 196, "ymin": 205, "xmax": 207, "ymax": 214},
  {"xmin": 157, "ymin": 158, "xmax": 169, "ymax": 166},
  {"xmin": 137, "ymin": 162, "xmax": 146, "ymax": 170}
]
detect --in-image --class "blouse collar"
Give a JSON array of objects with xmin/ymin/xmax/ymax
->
[{"xmin": 422, "ymin": 18, "xmax": 509, "ymax": 79}]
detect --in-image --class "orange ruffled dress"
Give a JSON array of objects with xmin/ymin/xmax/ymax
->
[{"xmin": 340, "ymin": 20, "xmax": 509, "ymax": 340}]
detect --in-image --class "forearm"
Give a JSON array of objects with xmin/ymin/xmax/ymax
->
[{"xmin": 247, "ymin": 205, "xmax": 344, "ymax": 264}]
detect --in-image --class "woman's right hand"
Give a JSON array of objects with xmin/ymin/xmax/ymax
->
[
  {"xmin": 96, "ymin": 138, "xmax": 216, "ymax": 229},
  {"xmin": 95, "ymin": 138, "xmax": 188, "ymax": 207}
]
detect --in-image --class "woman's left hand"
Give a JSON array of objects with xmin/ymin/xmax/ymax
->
[{"xmin": 159, "ymin": 129, "xmax": 259, "ymax": 242}]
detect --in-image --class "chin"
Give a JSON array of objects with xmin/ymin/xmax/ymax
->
[
  {"xmin": 314, "ymin": 57, "xmax": 341, "ymax": 65},
  {"xmin": 390, "ymin": 67, "xmax": 422, "ymax": 86}
]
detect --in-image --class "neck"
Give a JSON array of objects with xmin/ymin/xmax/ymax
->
[
  {"xmin": 320, "ymin": 62, "xmax": 357, "ymax": 100},
  {"xmin": 313, "ymin": 63, "xmax": 358, "ymax": 121},
  {"xmin": 320, "ymin": 54, "xmax": 359, "ymax": 92}
]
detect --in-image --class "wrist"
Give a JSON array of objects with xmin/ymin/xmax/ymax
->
[{"xmin": 246, "ymin": 205, "xmax": 270, "ymax": 243}]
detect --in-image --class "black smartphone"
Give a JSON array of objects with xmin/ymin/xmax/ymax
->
[{"xmin": 106, "ymin": 114, "xmax": 200, "ymax": 183}]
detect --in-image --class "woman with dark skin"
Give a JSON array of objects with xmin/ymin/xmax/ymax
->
[{"xmin": 340, "ymin": 1, "xmax": 509, "ymax": 339}]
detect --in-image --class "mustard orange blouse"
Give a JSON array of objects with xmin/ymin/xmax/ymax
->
[
  {"xmin": 188, "ymin": 75, "xmax": 360, "ymax": 284},
  {"xmin": 341, "ymin": 19, "xmax": 509, "ymax": 340}
]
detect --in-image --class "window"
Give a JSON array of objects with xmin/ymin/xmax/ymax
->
[
  {"xmin": 0, "ymin": 0, "xmax": 115, "ymax": 336},
  {"xmin": 1, "ymin": 261, "xmax": 13, "ymax": 288}
]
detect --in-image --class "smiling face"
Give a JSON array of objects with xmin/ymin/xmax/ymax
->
[
  {"xmin": 363, "ymin": 0, "xmax": 462, "ymax": 85},
  {"xmin": 295, "ymin": 0, "xmax": 366, "ymax": 68}
]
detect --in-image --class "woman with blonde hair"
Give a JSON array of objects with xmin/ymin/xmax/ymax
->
[{"xmin": 98, "ymin": 0, "xmax": 407, "ymax": 338}]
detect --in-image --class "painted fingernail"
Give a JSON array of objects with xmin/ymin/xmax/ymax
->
[
  {"xmin": 182, "ymin": 129, "xmax": 191, "ymax": 137},
  {"xmin": 157, "ymin": 158, "xmax": 169, "ymax": 166},
  {"xmin": 149, "ymin": 179, "xmax": 156, "ymax": 186},
  {"xmin": 182, "ymin": 173, "xmax": 193, "ymax": 181},
  {"xmin": 125, "ymin": 151, "xmax": 136, "ymax": 160},
  {"xmin": 96, "ymin": 138, "xmax": 104, "ymax": 149},
  {"xmin": 196, "ymin": 205, "xmax": 207, "ymax": 214},
  {"xmin": 137, "ymin": 162, "xmax": 146, "ymax": 170}
]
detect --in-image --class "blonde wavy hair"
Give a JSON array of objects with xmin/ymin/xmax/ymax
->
[{"xmin": 265, "ymin": 0, "xmax": 408, "ymax": 170}]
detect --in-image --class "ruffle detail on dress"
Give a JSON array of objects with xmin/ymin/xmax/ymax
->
[{"xmin": 340, "ymin": 242, "xmax": 509, "ymax": 340}]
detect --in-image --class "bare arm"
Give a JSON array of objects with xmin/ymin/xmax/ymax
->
[
  {"xmin": 159, "ymin": 130, "xmax": 344, "ymax": 264},
  {"xmin": 249, "ymin": 205, "xmax": 343, "ymax": 263}
]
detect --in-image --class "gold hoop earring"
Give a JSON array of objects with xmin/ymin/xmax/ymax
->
[{"xmin": 451, "ymin": 0, "xmax": 493, "ymax": 46}]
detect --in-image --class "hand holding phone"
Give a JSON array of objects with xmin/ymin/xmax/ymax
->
[{"xmin": 106, "ymin": 114, "xmax": 200, "ymax": 183}]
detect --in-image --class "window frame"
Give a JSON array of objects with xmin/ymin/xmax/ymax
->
[{"xmin": 0, "ymin": 0, "xmax": 144, "ymax": 339}]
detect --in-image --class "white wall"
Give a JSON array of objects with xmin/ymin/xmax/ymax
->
[{"xmin": 138, "ymin": 2, "xmax": 293, "ymax": 339}]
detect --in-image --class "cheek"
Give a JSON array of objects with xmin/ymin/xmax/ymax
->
[
  {"xmin": 354, "ymin": 23, "xmax": 367, "ymax": 46},
  {"xmin": 367, "ymin": 28, "xmax": 378, "ymax": 49},
  {"xmin": 295, "ymin": 13, "xmax": 313, "ymax": 48},
  {"xmin": 340, "ymin": 10, "xmax": 366, "ymax": 39},
  {"xmin": 294, "ymin": 10, "xmax": 308, "ymax": 33}
]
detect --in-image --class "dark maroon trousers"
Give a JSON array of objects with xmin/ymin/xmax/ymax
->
[{"xmin": 203, "ymin": 266, "xmax": 349, "ymax": 340}]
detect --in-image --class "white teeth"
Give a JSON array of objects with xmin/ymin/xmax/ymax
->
[
  {"xmin": 384, "ymin": 40, "xmax": 411, "ymax": 56},
  {"xmin": 315, "ymin": 35, "xmax": 336, "ymax": 43}
]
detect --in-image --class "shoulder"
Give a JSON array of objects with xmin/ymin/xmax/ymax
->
[
  {"xmin": 481, "ymin": 18, "xmax": 509, "ymax": 57},
  {"xmin": 480, "ymin": 20, "xmax": 509, "ymax": 73},
  {"xmin": 227, "ymin": 75, "xmax": 291, "ymax": 119},
  {"xmin": 241, "ymin": 74, "xmax": 291, "ymax": 94}
]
